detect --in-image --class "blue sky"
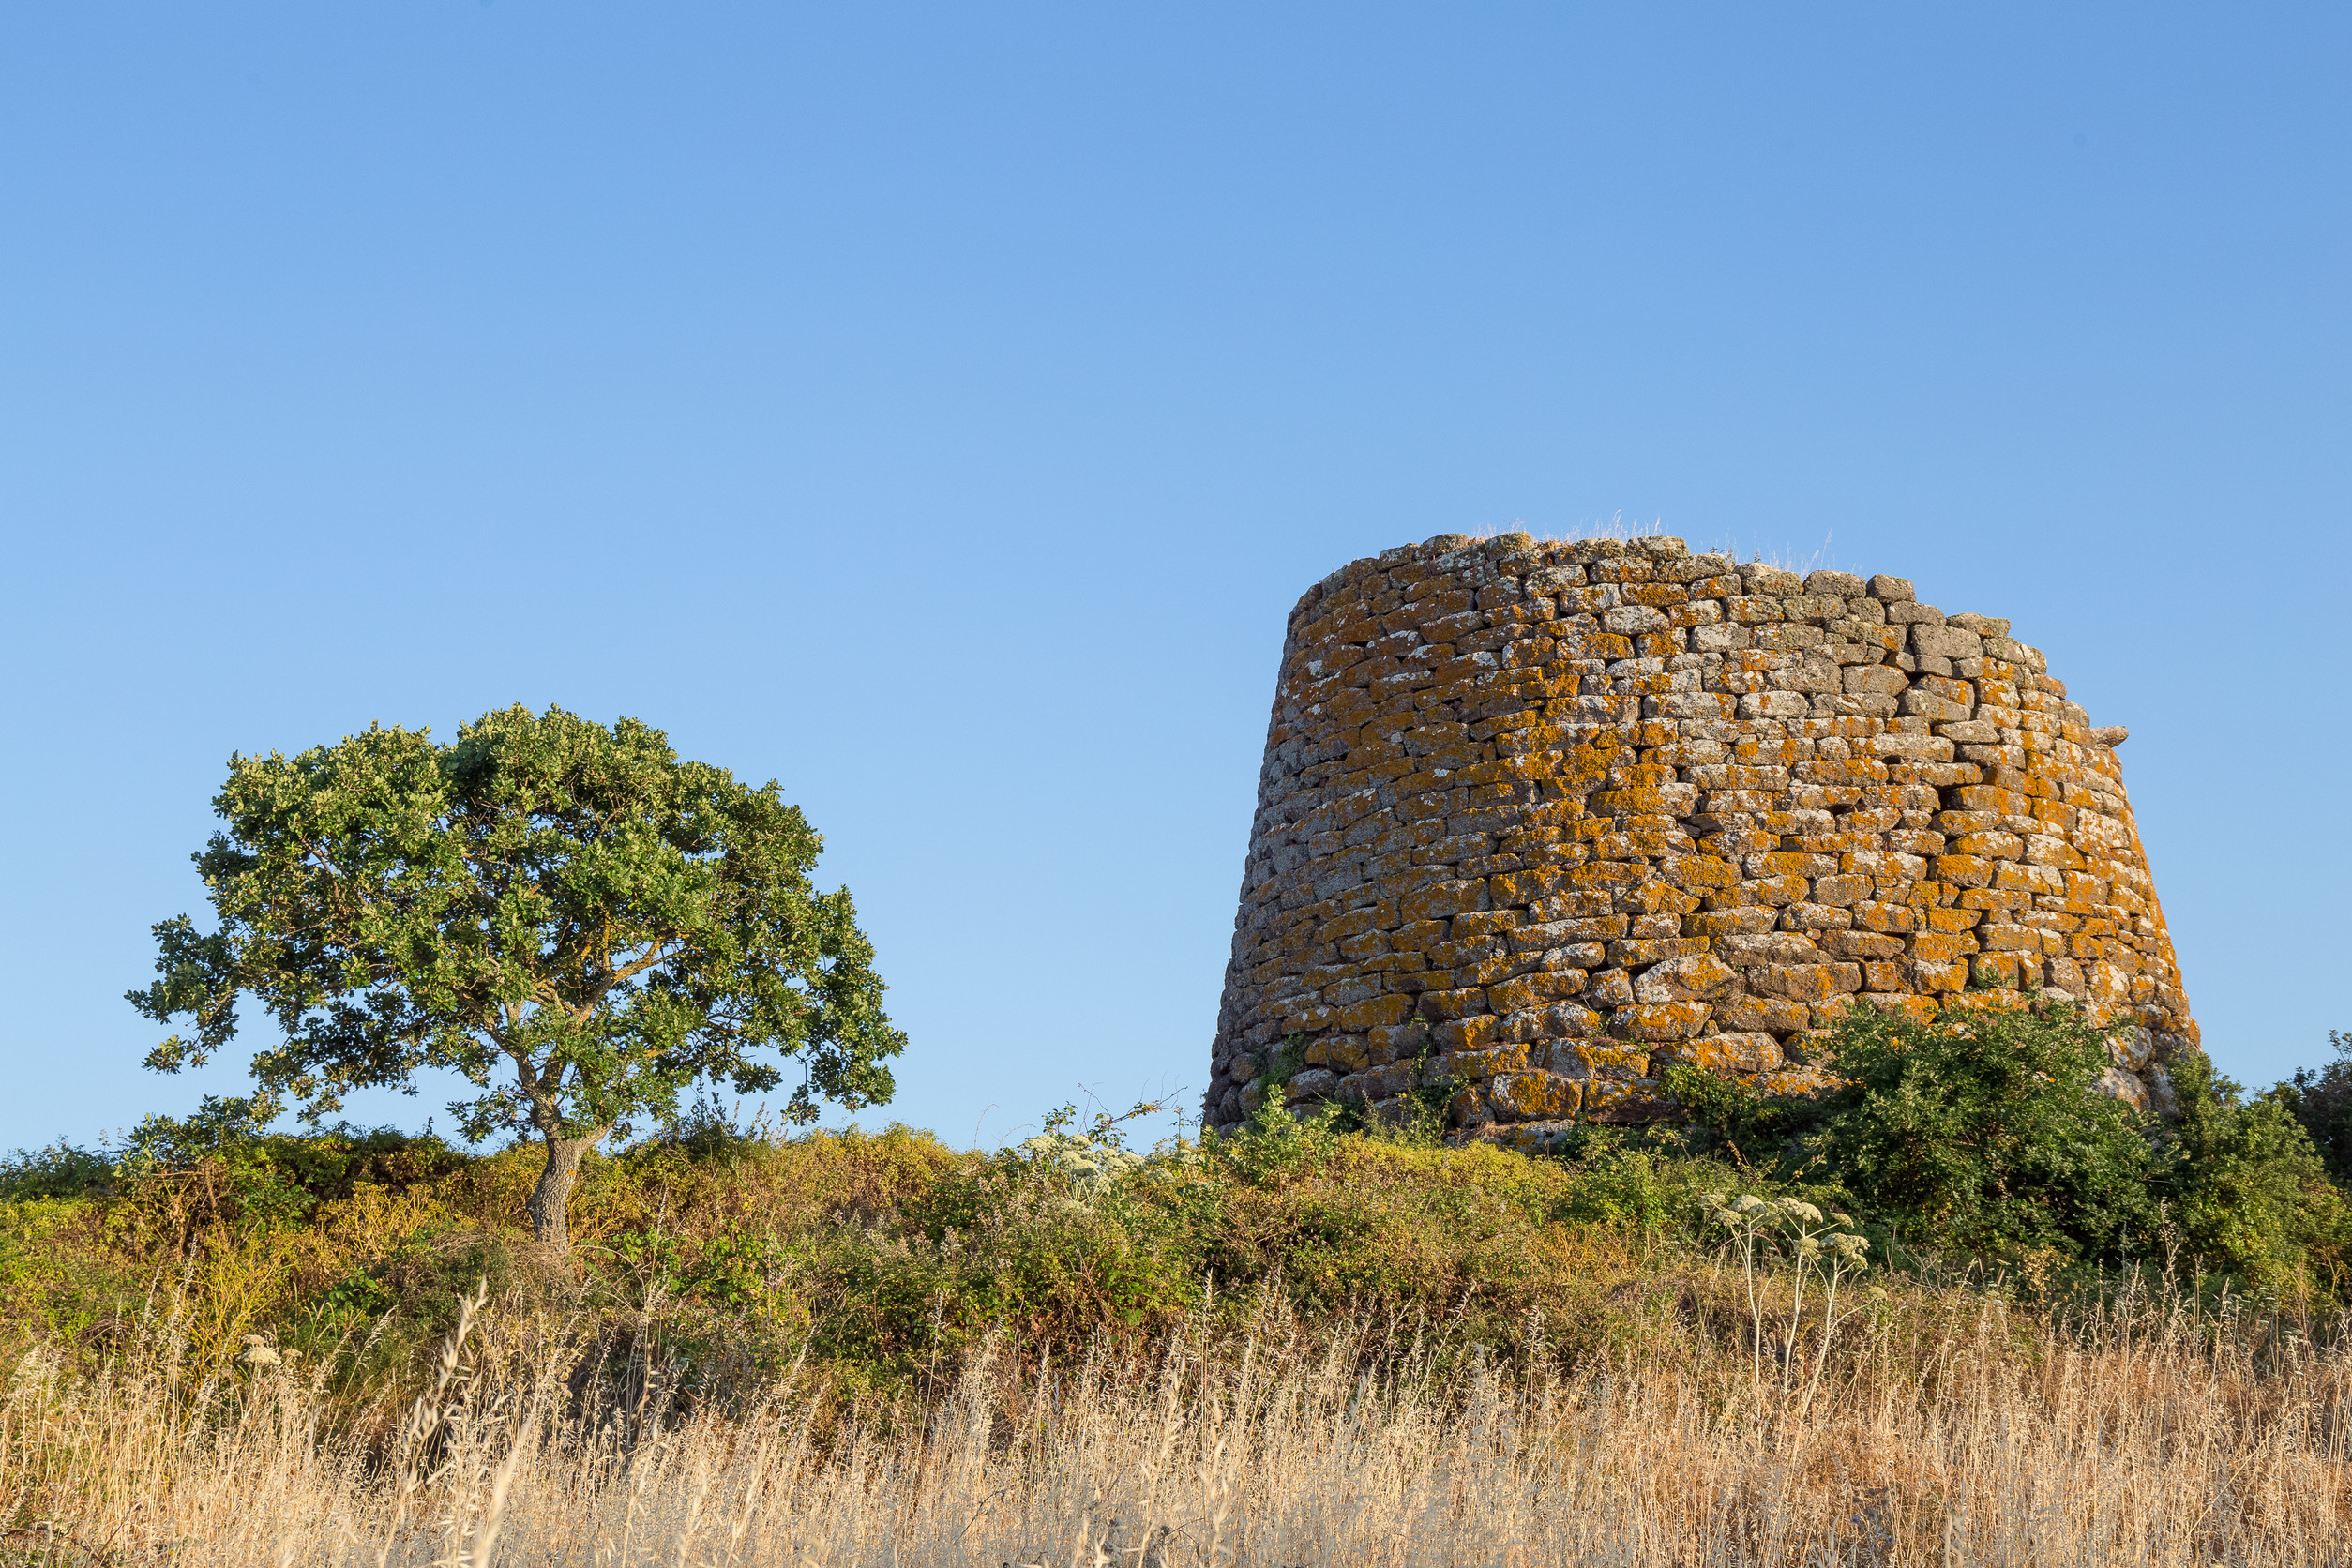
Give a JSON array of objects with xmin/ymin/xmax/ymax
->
[{"xmin": 3, "ymin": 4, "xmax": 2344, "ymax": 1155}]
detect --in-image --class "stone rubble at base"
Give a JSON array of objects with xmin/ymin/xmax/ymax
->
[{"xmin": 1202, "ymin": 532, "xmax": 2196, "ymax": 1149}]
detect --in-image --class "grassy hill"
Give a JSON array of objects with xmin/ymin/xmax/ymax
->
[
  {"xmin": 5, "ymin": 1069, "xmax": 2352, "ymax": 1562},
  {"xmin": 4, "ymin": 1107, "xmax": 1756, "ymax": 1401},
  {"xmin": 8, "ymin": 997, "xmax": 2352, "ymax": 1564}
]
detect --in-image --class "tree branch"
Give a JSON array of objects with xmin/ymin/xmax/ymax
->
[{"xmin": 609, "ymin": 940, "xmax": 683, "ymax": 986}]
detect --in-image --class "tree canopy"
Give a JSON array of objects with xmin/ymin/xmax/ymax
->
[{"xmin": 128, "ymin": 704, "xmax": 904, "ymax": 1249}]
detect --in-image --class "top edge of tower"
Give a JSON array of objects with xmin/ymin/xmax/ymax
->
[{"xmin": 1293, "ymin": 532, "xmax": 1703, "ymax": 622}]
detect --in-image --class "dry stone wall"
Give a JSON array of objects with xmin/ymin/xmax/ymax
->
[{"xmin": 1203, "ymin": 532, "xmax": 2195, "ymax": 1145}]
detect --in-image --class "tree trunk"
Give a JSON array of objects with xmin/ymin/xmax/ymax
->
[{"xmin": 526, "ymin": 1129, "xmax": 606, "ymax": 1254}]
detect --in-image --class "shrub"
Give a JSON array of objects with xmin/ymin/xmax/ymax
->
[
  {"xmin": 1668, "ymin": 1004, "xmax": 2154, "ymax": 1259},
  {"xmin": 1803, "ymin": 1003, "xmax": 2158, "ymax": 1261},
  {"xmin": 2158, "ymin": 1049, "xmax": 2352, "ymax": 1294},
  {"xmin": 1668, "ymin": 1003, "xmax": 2352, "ymax": 1292},
  {"xmin": 2277, "ymin": 1031, "xmax": 2352, "ymax": 1184},
  {"xmin": 0, "ymin": 1140, "xmax": 116, "ymax": 1201}
]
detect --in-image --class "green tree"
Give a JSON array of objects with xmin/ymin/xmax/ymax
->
[
  {"xmin": 1801, "ymin": 1003, "xmax": 2156, "ymax": 1260},
  {"xmin": 2277, "ymin": 1031, "xmax": 2352, "ymax": 1184},
  {"xmin": 2160, "ymin": 1051, "xmax": 2351, "ymax": 1293},
  {"xmin": 128, "ymin": 705, "xmax": 905, "ymax": 1254}
]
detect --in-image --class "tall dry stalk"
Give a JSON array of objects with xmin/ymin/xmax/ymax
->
[{"xmin": 375, "ymin": 1275, "xmax": 488, "ymax": 1568}]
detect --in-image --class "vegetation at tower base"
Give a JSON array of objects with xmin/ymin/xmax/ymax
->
[
  {"xmin": 5, "ymin": 1038, "xmax": 2350, "ymax": 1560},
  {"xmin": 126, "ymin": 704, "xmax": 904, "ymax": 1255},
  {"xmin": 1206, "ymin": 530, "xmax": 2198, "ymax": 1146},
  {"xmin": 1660, "ymin": 1003, "xmax": 2351, "ymax": 1288},
  {"xmin": 6, "ymin": 1014, "xmax": 2349, "ymax": 1399},
  {"xmin": 2279, "ymin": 1030, "xmax": 2352, "ymax": 1184}
]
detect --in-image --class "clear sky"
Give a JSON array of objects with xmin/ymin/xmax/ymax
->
[{"xmin": 3, "ymin": 5, "xmax": 2344, "ymax": 1156}]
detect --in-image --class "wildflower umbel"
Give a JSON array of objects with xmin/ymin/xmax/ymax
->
[
  {"xmin": 1018, "ymin": 1133, "xmax": 1142, "ymax": 1196},
  {"xmin": 1701, "ymin": 1192, "xmax": 1871, "ymax": 1403}
]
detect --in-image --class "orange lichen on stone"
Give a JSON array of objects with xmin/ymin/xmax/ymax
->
[{"xmin": 1205, "ymin": 533, "xmax": 2197, "ymax": 1134}]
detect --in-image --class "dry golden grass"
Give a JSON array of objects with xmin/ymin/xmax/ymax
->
[{"xmin": 5, "ymin": 1267, "xmax": 2348, "ymax": 1568}]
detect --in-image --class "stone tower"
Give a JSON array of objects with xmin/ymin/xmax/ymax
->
[{"xmin": 1203, "ymin": 532, "xmax": 2194, "ymax": 1143}]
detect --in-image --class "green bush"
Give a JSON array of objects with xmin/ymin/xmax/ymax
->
[
  {"xmin": 2159, "ymin": 1050, "xmax": 2352, "ymax": 1292},
  {"xmin": 1670, "ymin": 1005, "xmax": 2153, "ymax": 1258},
  {"xmin": 1808, "ymin": 1004, "xmax": 2158, "ymax": 1261},
  {"xmin": 1667, "ymin": 1003, "xmax": 2351, "ymax": 1293},
  {"xmin": 2277, "ymin": 1031, "xmax": 2352, "ymax": 1184},
  {"xmin": 0, "ymin": 1141, "xmax": 116, "ymax": 1201}
]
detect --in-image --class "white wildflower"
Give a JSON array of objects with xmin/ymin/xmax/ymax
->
[{"xmin": 1019, "ymin": 1133, "xmax": 1142, "ymax": 1196}]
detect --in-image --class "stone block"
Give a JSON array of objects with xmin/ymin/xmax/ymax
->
[
  {"xmin": 1653, "ymin": 1031, "xmax": 1784, "ymax": 1074},
  {"xmin": 1486, "ymin": 971, "xmax": 1579, "ymax": 1014},
  {"xmin": 1306, "ymin": 1034, "xmax": 1373, "ymax": 1072},
  {"xmin": 1844, "ymin": 663, "xmax": 1908, "ymax": 697},
  {"xmin": 1429, "ymin": 1014, "xmax": 1499, "ymax": 1050},
  {"xmin": 1609, "ymin": 1001, "xmax": 1714, "ymax": 1040},
  {"xmin": 1543, "ymin": 1002, "xmax": 1602, "ymax": 1038},
  {"xmin": 1418, "ymin": 987, "xmax": 1489, "ymax": 1020},
  {"xmin": 1606, "ymin": 936, "xmax": 1711, "ymax": 967},
  {"xmin": 1583, "ymin": 1079, "xmax": 1676, "ymax": 1123},
  {"xmin": 2092, "ymin": 1065, "xmax": 2149, "ymax": 1113},
  {"xmin": 1367, "ymin": 1019, "xmax": 1431, "ymax": 1063},
  {"xmin": 1398, "ymin": 878, "xmax": 1490, "ymax": 922},
  {"xmin": 1746, "ymin": 963, "xmax": 1863, "ymax": 1002},
  {"xmin": 1717, "ymin": 931, "xmax": 1826, "ymax": 965},
  {"xmin": 1946, "ymin": 612, "xmax": 2011, "ymax": 636},
  {"xmin": 1898, "ymin": 687, "xmax": 1972, "ymax": 722},
  {"xmin": 1584, "ymin": 968, "xmax": 1637, "ymax": 1008},
  {"xmin": 1910, "ymin": 624, "xmax": 1984, "ymax": 661},
  {"xmin": 1335, "ymin": 994, "xmax": 1414, "ymax": 1032},
  {"xmin": 1714, "ymin": 993, "xmax": 1813, "ymax": 1034},
  {"xmin": 1782, "ymin": 594, "xmax": 1848, "ymax": 623},
  {"xmin": 1933, "ymin": 853, "xmax": 1997, "ymax": 888},
  {"xmin": 1489, "ymin": 1071, "xmax": 1581, "ymax": 1121},
  {"xmin": 1283, "ymin": 1067, "xmax": 1341, "ymax": 1104},
  {"xmin": 1821, "ymin": 929, "xmax": 1902, "ymax": 960},
  {"xmin": 1857, "ymin": 991, "xmax": 1940, "ymax": 1025},
  {"xmin": 1545, "ymin": 1038, "xmax": 1651, "ymax": 1078},
  {"xmin": 1738, "ymin": 690, "xmax": 1812, "ymax": 719},
  {"xmin": 1900, "ymin": 957, "xmax": 1966, "ymax": 992},
  {"xmin": 1633, "ymin": 952, "xmax": 1740, "ymax": 1002}
]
